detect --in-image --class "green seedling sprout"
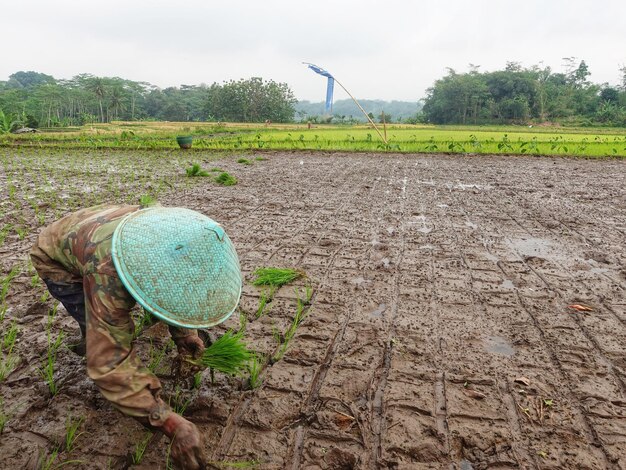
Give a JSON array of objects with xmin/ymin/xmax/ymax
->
[
  {"xmin": 246, "ymin": 353, "xmax": 265, "ymax": 390},
  {"xmin": 2, "ymin": 320, "xmax": 18, "ymax": 353},
  {"xmin": 0, "ymin": 352, "xmax": 19, "ymax": 382},
  {"xmin": 215, "ymin": 171, "xmax": 237, "ymax": 186},
  {"xmin": 139, "ymin": 194, "xmax": 157, "ymax": 207},
  {"xmin": 188, "ymin": 330, "xmax": 251, "ymax": 376},
  {"xmin": 39, "ymin": 330, "xmax": 64, "ymax": 395},
  {"xmin": 64, "ymin": 415, "xmax": 85, "ymax": 453},
  {"xmin": 207, "ymin": 460, "xmax": 261, "ymax": 469},
  {"xmin": 131, "ymin": 432, "xmax": 152, "ymax": 464},
  {"xmin": 237, "ymin": 158, "xmax": 252, "ymax": 165}
]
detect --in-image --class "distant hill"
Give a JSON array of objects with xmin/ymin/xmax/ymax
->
[{"xmin": 295, "ymin": 99, "xmax": 422, "ymax": 122}]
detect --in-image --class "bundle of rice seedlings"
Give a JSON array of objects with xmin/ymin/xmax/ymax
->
[
  {"xmin": 194, "ymin": 330, "xmax": 251, "ymax": 376},
  {"xmin": 252, "ymin": 267, "xmax": 303, "ymax": 288},
  {"xmin": 186, "ymin": 163, "xmax": 209, "ymax": 177},
  {"xmin": 215, "ymin": 172, "xmax": 238, "ymax": 186}
]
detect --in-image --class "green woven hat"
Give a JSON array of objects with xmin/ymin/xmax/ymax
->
[{"xmin": 111, "ymin": 207, "xmax": 242, "ymax": 329}]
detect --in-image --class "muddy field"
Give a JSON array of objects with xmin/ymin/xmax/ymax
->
[{"xmin": 1, "ymin": 150, "xmax": 625, "ymax": 469}]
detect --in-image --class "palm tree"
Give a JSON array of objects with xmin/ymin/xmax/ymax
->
[{"xmin": 86, "ymin": 77, "xmax": 107, "ymax": 122}]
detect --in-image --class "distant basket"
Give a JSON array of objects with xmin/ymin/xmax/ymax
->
[{"xmin": 176, "ymin": 135, "xmax": 193, "ymax": 149}]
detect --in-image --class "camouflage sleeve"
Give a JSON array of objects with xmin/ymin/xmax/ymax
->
[{"xmin": 83, "ymin": 272, "xmax": 171, "ymax": 422}]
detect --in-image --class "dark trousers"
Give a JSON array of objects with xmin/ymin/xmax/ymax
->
[{"xmin": 43, "ymin": 279, "xmax": 86, "ymax": 339}]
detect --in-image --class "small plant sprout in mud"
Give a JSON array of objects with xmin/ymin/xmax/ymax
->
[
  {"xmin": 147, "ymin": 339, "xmax": 171, "ymax": 374},
  {"xmin": 255, "ymin": 289, "xmax": 272, "ymax": 319},
  {"xmin": 169, "ymin": 386, "xmax": 192, "ymax": 415},
  {"xmin": 139, "ymin": 194, "xmax": 157, "ymax": 207},
  {"xmin": 246, "ymin": 353, "xmax": 265, "ymax": 390},
  {"xmin": 188, "ymin": 330, "xmax": 252, "ymax": 376},
  {"xmin": 131, "ymin": 432, "xmax": 152, "ymax": 464},
  {"xmin": 185, "ymin": 163, "xmax": 210, "ymax": 177},
  {"xmin": 237, "ymin": 158, "xmax": 252, "ymax": 165},
  {"xmin": 274, "ymin": 297, "xmax": 308, "ymax": 362},
  {"xmin": 215, "ymin": 171, "xmax": 238, "ymax": 186},
  {"xmin": 39, "ymin": 330, "xmax": 64, "ymax": 396},
  {"xmin": 207, "ymin": 460, "xmax": 262, "ymax": 469},
  {"xmin": 64, "ymin": 415, "xmax": 85, "ymax": 453},
  {"xmin": 0, "ymin": 350, "xmax": 19, "ymax": 382},
  {"xmin": 37, "ymin": 446, "xmax": 82, "ymax": 470},
  {"xmin": 0, "ymin": 396, "xmax": 18, "ymax": 433},
  {"xmin": 1, "ymin": 265, "xmax": 21, "ymax": 320},
  {"xmin": 2, "ymin": 320, "xmax": 19, "ymax": 353}
]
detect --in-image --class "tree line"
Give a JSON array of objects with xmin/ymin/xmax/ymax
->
[
  {"xmin": 0, "ymin": 71, "xmax": 296, "ymax": 129},
  {"xmin": 422, "ymin": 60, "xmax": 626, "ymax": 126}
]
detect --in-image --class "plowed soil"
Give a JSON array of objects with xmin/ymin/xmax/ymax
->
[{"xmin": 1, "ymin": 151, "xmax": 625, "ymax": 470}]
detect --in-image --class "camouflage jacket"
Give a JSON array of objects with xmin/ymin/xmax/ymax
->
[{"xmin": 30, "ymin": 204, "xmax": 197, "ymax": 424}]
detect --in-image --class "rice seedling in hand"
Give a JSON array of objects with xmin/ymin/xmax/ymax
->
[
  {"xmin": 215, "ymin": 171, "xmax": 237, "ymax": 186},
  {"xmin": 189, "ymin": 330, "xmax": 251, "ymax": 376}
]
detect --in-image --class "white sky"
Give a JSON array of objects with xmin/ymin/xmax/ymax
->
[{"xmin": 1, "ymin": 0, "xmax": 625, "ymax": 102}]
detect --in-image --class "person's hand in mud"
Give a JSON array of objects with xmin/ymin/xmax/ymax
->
[
  {"xmin": 174, "ymin": 334, "xmax": 205, "ymax": 360},
  {"xmin": 162, "ymin": 413, "xmax": 207, "ymax": 470}
]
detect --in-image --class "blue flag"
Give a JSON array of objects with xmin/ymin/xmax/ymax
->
[{"xmin": 304, "ymin": 63, "xmax": 335, "ymax": 114}]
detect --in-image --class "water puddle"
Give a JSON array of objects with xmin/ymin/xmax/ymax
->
[
  {"xmin": 465, "ymin": 221, "xmax": 478, "ymax": 230},
  {"xmin": 500, "ymin": 279, "xmax": 515, "ymax": 289},
  {"xmin": 484, "ymin": 336, "xmax": 515, "ymax": 356},
  {"xmin": 506, "ymin": 237, "xmax": 563, "ymax": 261},
  {"xmin": 370, "ymin": 303, "xmax": 387, "ymax": 318}
]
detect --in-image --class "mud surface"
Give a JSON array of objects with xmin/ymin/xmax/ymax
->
[{"xmin": 1, "ymin": 151, "xmax": 626, "ymax": 469}]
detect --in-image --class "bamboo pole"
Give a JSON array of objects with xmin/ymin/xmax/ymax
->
[{"xmin": 333, "ymin": 78, "xmax": 388, "ymax": 144}]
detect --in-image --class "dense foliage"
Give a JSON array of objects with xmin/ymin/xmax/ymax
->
[
  {"xmin": 0, "ymin": 72, "xmax": 296, "ymax": 127},
  {"xmin": 422, "ymin": 61, "xmax": 626, "ymax": 126},
  {"xmin": 295, "ymin": 99, "xmax": 422, "ymax": 123}
]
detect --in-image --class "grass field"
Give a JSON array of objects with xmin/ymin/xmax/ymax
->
[{"xmin": 2, "ymin": 121, "xmax": 626, "ymax": 157}]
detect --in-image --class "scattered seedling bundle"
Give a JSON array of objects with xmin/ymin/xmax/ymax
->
[
  {"xmin": 252, "ymin": 267, "xmax": 303, "ymax": 288},
  {"xmin": 215, "ymin": 171, "xmax": 237, "ymax": 186},
  {"xmin": 185, "ymin": 163, "xmax": 210, "ymax": 177}
]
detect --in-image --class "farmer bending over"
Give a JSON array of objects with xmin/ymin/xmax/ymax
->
[{"xmin": 30, "ymin": 204, "xmax": 242, "ymax": 470}]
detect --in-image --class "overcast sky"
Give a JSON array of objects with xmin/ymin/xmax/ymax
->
[{"xmin": 2, "ymin": 0, "xmax": 625, "ymax": 102}]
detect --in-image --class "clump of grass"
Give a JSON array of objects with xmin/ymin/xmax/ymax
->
[
  {"xmin": 131, "ymin": 432, "xmax": 152, "ymax": 464},
  {"xmin": 64, "ymin": 415, "xmax": 85, "ymax": 452},
  {"xmin": 210, "ymin": 167, "xmax": 223, "ymax": 172},
  {"xmin": 252, "ymin": 267, "xmax": 302, "ymax": 288},
  {"xmin": 237, "ymin": 158, "xmax": 252, "ymax": 165},
  {"xmin": 0, "ymin": 352, "xmax": 19, "ymax": 382},
  {"xmin": 255, "ymin": 289, "xmax": 273, "ymax": 319},
  {"xmin": 246, "ymin": 353, "xmax": 265, "ymax": 390},
  {"xmin": 139, "ymin": 194, "xmax": 157, "ymax": 207},
  {"xmin": 274, "ymin": 297, "xmax": 308, "ymax": 361},
  {"xmin": 2, "ymin": 320, "xmax": 18, "ymax": 353},
  {"xmin": 39, "ymin": 331, "xmax": 64, "ymax": 395},
  {"xmin": 208, "ymin": 460, "xmax": 261, "ymax": 469},
  {"xmin": 254, "ymin": 156, "xmax": 267, "ymax": 161},
  {"xmin": 193, "ymin": 330, "xmax": 251, "ymax": 376},
  {"xmin": 186, "ymin": 163, "xmax": 210, "ymax": 177},
  {"xmin": 215, "ymin": 171, "xmax": 237, "ymax": 186}
]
